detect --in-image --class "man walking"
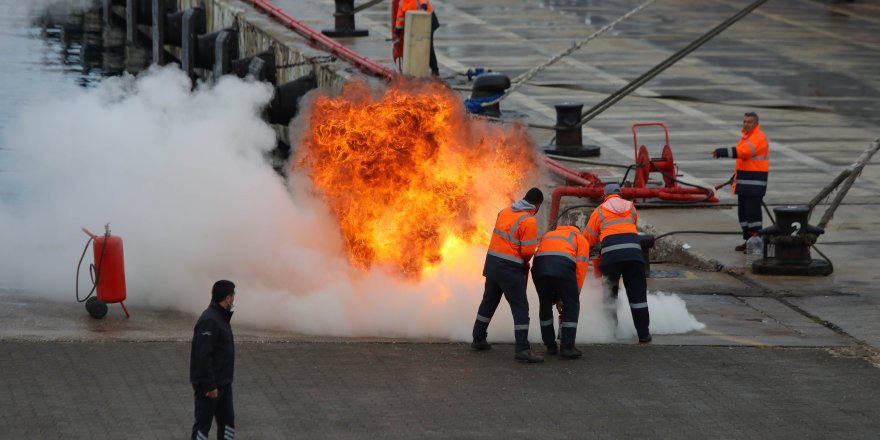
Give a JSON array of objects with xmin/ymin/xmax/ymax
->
[
  {"xmin": 712, "ymin": 111, "xmax": 770, "ymax": 251},
  {"xmin": 190, "ymin": 280, "xmax": 237, "ymax": 440},
  {"xmin": 471, "ymin": 188, "xmax": 544, "ymax": 363},
  {"xmin": 531, "ymin": 220, "xmax": 591, "ymax": 359},
  {"xmin": 584, "ymin": 183, "xmax": 651, "ymax": 343}
]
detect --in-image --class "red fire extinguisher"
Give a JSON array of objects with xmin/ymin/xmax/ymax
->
[{"xmin": 76, "ymin": 223, "xmax": 129, "ymax": 319}]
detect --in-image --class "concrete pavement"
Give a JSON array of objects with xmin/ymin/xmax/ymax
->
[{"xmin": 3, "ymin": 0, "xmax": 880, "ymax": 438}]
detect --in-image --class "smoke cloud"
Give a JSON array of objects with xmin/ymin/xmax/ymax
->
[{"xmin": 0, "ymin": 66, "xmax": 703, "ymax": 342}]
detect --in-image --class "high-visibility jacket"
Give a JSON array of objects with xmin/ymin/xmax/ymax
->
[
  {"xmin": 714, "ymin": 123, "xmax": 770, "ymax": 196},
  {"xmin": 531, "ymin": 225, "xmax": 591, "ymax": 290},
  {"xmin": 395, "ymin": 0, "xmax": 433, "ymax": 31},
  {"xmin": 584, "ymin": 194, "xmax": 644, "ymax": 266},
  {"xmin": 483, "ymin": 201, "xmax": 539, "ymax": 276}
]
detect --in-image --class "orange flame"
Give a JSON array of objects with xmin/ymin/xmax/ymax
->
[{"xmin": 294, "ymin": 78, "xmax": 540, "ymax": 278}]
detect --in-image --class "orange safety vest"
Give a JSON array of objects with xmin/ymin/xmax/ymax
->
[
  {"xmin": 584, "ymin": 194, "xmax": 639, "ymax": 250},
  {"xmin": 486, "ymin": 206, "xmax": 539, "ymax": 265},
  {"xmin": 395, "ymin": 0, "xmax": 433, "ymax": 30},
  {"xmin": 732, "ymin": 123, "xmax": 769, "ymax": 193},
  {"xmin": 534, "ymin": 225, "xmax": 591, "ymax": 289}
]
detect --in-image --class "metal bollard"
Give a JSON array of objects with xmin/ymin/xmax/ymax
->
[
  {"xmin": 543, "ymin": 103, "xmax": 600, "ymax": 157},
  {"xmin": 752, "ymin": 206, "xmax": 833, "ymax": 276},
  {"xmin": 321, "ymin": 0, "xmax": 369, "ymax": 37}
]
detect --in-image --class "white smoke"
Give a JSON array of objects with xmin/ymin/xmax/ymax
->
[{"xmin": 0, "ymin": 65, "xmax": 703, "ymax": 342}]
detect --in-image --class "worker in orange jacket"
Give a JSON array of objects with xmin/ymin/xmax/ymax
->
[
  {"xmin": 584, "ymin": 183, "xmax": 651, "ymax": 343},
  {"xmin": 530, "ymin": 221, "xmax": 591, "ymax": 359},
  {"xmin": 712, "ymin": 111, "xmax": 770, "ymax": 251},
  {"xmin": 471, "ymin": 188, "xmax": 544, "ymax": 363},
  {"xmin": 393, "ymin": 0, "xmax": 440, "ymax": 75}
]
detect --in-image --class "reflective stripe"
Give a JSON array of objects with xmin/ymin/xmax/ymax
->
[
  {"xmin": 739, "ymin": 221, "xmax": 749, "ymax": 227},
  {"xmin": 540, "ymin": 319, "xmax": 554, "ymax": 326},
  {"xmin": 728, "ymin": 147, "xmax": 735, "ymax": 157},
  {"xmin": 492, "ymin": 213, "xmax": 532, "ymax": 244},
  {"xmin": 598, "ymin": 205, "xmax": 636, "ymax": 229},
  {"xmin": 630, "ymin": 302, "xmax": 649, "ymax": 309},
  {"xmin": 514, "ymin": 324, "xmax": 529, "ymax": 330},
  {"xmin": 535, "ymin": 251, "xmax": 576, "ymax": 263},
  {"xmin": 560, "ymin": 322, "xmax": 578, "ymax": 328},
  {"xmin": 520, "ymin": 237, "xmax": 540, "ymax": 246},
  {"xmin": 601, "ymin": 243, "xmax": 642, "ymax": 254},
  {"xmin": 224, "ymin": 426, "xmax": 235, "ymax": 440},
  {"xmin": 476, "ymin": 314, "xmax": 491, "ymax": 323},
  {"xmin": 576, "ymin": 256, "xmax": 589, "ymax": 262},
  {"xmin": 584, "ymin": 227, "xmax": 599, "ymax": 237},
  {"xmin": 197, "ymin": 432, "xmax": 208, "ymax": 440},
  {"xmin": 735, "ymin": 179, "xmax": 768, "ymax": 186},
  {"xmin": 746, "ymin": 140, "xmax": 757, "ymax": 156},
  {"xmin": 487, "ymin": 249, "xmax": 524, "ymax": 264},
  {"xmin": 747, "ymin": 222, "xmax": 762, "ymax": 228}
]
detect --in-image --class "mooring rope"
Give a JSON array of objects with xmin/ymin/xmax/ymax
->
[{"xmin": 480, "ymin": 0, "xmax": 656, "ymax": 108}]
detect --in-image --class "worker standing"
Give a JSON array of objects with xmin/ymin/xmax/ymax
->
[
  {"xmin": 712, "ymin": 111, "xmax": 770, "ymax": 251},
  {"xmin": 471, "ymin": 188, "xmax": 544, "ymax": 363},
  {"xmin": 531, "ymin": 220, "xmax": 591, "ymax": 359},
  {"xmin": 394, "ymin": 0, "xmax": 440, "ymax": 76},
  {"xmin": 584, "ymin": 183, "xmax": 652, "ymax": 343}
]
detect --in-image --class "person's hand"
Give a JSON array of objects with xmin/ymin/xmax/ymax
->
[
  {"xmin": 205, "ymin": 388, "xmax": 219, "ymax": 399},
  {"xmin": 711, "ymin": 150, "xmax": 717, "ymax": 158}
]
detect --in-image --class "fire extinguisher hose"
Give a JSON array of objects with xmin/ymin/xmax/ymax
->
[{"xmin": 76, "ymin": 234, "xmax": 107, "ymax": 303}]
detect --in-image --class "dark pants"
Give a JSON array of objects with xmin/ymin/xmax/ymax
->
[
  {"xmin": 429, "ymin": 12, "xmax": 439, "ymax": 75},
  {"xmin": 472, "ymin": 265, "xmax": 531, "ymax": 352},
  {"xmin": 534, "ymin": 275, "xmax": 580, "ymax": 348},
  {"xmin": 737, "ymin": 194, "xmax": 763, "ymax": 240},
  {"xmin": 602, "ymin": 261, "xmax": 650, "ymax": 339},
  {"xmin": 192, "ymin": 385, "xmax": 235, "ymax": 440}
]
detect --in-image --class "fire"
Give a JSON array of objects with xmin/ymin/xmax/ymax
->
[{"xmin": 294, "ymin": 78, "xmax": 540, "ymax": 278}]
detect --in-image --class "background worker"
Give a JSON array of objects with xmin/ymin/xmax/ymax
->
[
  {"xmin": 712, "ymin": 111, "xmax": 770, "ymax": 251},
  {"xmin": 190, "ymin": 280, "xmax": 237, "ymax": 440},
  {"xmin": 531, "ymin": 220, "xmax": 591, "ymax": 359},
  {"xmin": 394, "ymin": 0, "xmax": 440, "ymax": 76},
  {"xmin": 471, "ymin": 187, "xmax": 544, "ymax": 363},
  {"xmin": 584, "ymin": 183, "xmax": 652, "ymax": 343}
]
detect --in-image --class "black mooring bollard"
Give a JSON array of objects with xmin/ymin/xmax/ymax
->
[
  {"xmin": 752, "ymin": 206, "xmax": 833, "ymax": 276},
  {"xmin": 322, "ymin": 0, "xmax": 368, "ymax": 37},
  {"xmin": 544, "ymin": 103, "xmax": 600, "ymax": 157}
]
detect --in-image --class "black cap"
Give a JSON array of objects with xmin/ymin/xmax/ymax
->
[
  {"xmin": 211, "ymin": 280, "xmax": 236, "ymax": 303},
  {"xmin": 524, "ymin": 187, "xmax": 544, "ymax": 205}
]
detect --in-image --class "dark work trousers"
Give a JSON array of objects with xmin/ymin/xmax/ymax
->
[
  {"xmin": 192, "ymin": 384, "xmax": 235, "ymax": 440},
  {"xmin": 737, "ymin": 194, "xmax": 763, "ymax": 240},
  {"xmin": 534, "ymin": 275, "xmax": 580, "ymax": 349},
  {"xmin": 472, "ymin": 265, "xmax": 531, "ymax": 352},
  {"xmin": 429, "ymin": 12, "xmax": 439, "ymax": 75},
  {"xmin": 602, "ymin": 261, "xmax": 650, "ymax": 339}
]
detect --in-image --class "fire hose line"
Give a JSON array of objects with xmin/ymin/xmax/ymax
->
[
  {"xmin": 480, "ymin": 0, "xmax": 657, "ymax": 108},
  {"xmin": 75, "ymin": 234, "xmax": 106, "ymax": 303},
  {"xmin": 246, "ymin": 0, "xmax": 395, "ymax": 80}
]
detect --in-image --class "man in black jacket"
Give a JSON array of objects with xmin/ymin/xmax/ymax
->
[{"xmin": 190, "ymin": 280, "xmax": 237, "ymax": 440}]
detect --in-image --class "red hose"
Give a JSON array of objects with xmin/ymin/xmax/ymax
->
[{"xmin": 247, "ymin": 0, "xmax": 396, "ymax": 81}]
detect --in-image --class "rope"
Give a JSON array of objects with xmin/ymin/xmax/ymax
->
[
  {"xmin": 575, "ymin": 0, "xmax": 770, "ymax": 127},
  {"xmin": 480, "ymin": 0, "xmax": 656, "ymax": 108}
]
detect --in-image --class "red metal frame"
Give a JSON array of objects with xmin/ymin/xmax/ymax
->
[
  {"xmin": 544, "ymin": 122, "xmax": 718, "ymax": 230},
  {"xmin": 247, "ymin": 0, "xmax": 396, "ymax": 81}
]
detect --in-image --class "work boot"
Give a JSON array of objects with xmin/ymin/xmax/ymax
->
[
  {"xmin": 514, "ymin": 350, "xmax": 544, "ymax": 363},
  {"xmin": 735, "ymin": 242, "xmax": 747, "ymax": 252},
  {"xmin": 560, "ymin": 346, "xmax": 583, "ymax": 359},
  {"xmin": 639, "ymin": 334, "xmax": 653, "ymax": 344},
  {"xmin": 471, "ymin": 340, "xmax": 491, "ymax": 351},
  {"xmin": 545, "ymin": 344, "xmax": 558, "ymax": 356}
]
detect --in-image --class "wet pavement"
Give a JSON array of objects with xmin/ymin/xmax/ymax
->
[{"xmin": 3, "ymin": 0, "xmax": 880, "ymax": 438}]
